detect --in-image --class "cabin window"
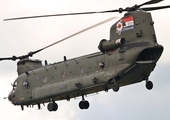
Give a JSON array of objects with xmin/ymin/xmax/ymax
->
[
  {"xmin": 23, "ymin": 81, "xmax": 30, "ymax": 89},
  {"xmin": 62, "ymin": 71, "xmax": 67, "ymax": 79},
  {"xmin": 99, "ymin": 62, "xmax": 105, "ymax": 69},
  {"xmin": 43, "ymin": 76, "xmax": 48, "ymax": 83},
  {"xmin": 80, "ymin": 66, "xmax": 86, "ymax": 74}
]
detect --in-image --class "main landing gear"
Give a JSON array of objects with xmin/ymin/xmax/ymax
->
[
  {"xmin": 79, "ymin": 94, "xmax": 90, "ymax": 110},
  {"xmin": 112, "ymin": 81, "xmax": 119, "ymax": 92},
  {"xmin": 110, "ymin": 78, "xmax": 154, "ymax": 91},
  {"xmin": 146, "ymin": 80, "xmax": 153, "ymax": 90},
  {"xmin": 109, "ymin": 79, "xmax": 120, "ymax": 92}
]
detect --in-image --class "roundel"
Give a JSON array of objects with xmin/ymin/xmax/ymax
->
[{"xmin": 116, "ymin": 21, "xmax": 123, "ymax": 32}]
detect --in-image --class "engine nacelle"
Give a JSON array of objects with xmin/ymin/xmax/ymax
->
[{"xmin": 98, "ymin": 38, "xmax": 126, "ymax": 53}]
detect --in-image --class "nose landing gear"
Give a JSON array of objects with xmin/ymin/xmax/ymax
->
[
  {"xmin": 47, "ymin": 102, "xmax": 58, "ymax": 112},
  {"xmin": 79, "ymin": 94, "xmax": 90, "ymax": 110},
  {"xmin": 79, "ymin": 100, "xmax": 90, "ymax": 109}
]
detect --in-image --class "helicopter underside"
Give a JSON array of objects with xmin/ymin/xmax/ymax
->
[
  {"xmin": 27, "ymin": 60, "xmax": 157, "ymax": 107},
  {"xmin": 53, "ymin": 57, "xmax": 158, "ymax": 101}
]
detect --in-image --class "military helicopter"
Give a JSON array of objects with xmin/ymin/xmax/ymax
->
[{"xmin": 1, "ymin": 0, "xmax": 170, "ymax": 112}]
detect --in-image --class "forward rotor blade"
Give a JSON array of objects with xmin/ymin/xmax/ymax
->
[
  {"xmin": 0, "ymin": 57, "xmax": 13, "ymax": 61},
  {"xmin": 0, "ymin": 16, "xmax": 117, "ymax": 61},
  {"xmin": 0, "ymin": 56, "xmax": 18, "ymax": 61},
  {"xmin": 141, "ymin": 5, "xmax": 170, "ymax": 11},
  {"xmin": 4, "ymin": 10, "xmax": 118, "ymax": 21},
  {"xmin": 138, "ymin": 0, "xmax": 164, "ymax": 8}
]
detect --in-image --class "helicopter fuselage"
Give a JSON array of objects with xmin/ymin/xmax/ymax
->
[{"xmin": 8, "ymin": 11, "xmax": 163, "ymax": 111}]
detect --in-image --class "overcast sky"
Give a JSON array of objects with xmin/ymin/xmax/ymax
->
[{"xmin": 0, "ymin": 0, "xmax": 170, "ymax": 120}]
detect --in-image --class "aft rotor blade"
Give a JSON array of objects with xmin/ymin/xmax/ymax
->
[
  {"xmin": 40, "ymin": 16, "xmax": 117, "ymax": 51},
  {"xmin": 3, "ymin": 0, "xmax": 166, "ymax": 21},
  {"xmin": 138, "ymin": 0, "xmax": 164, "ymax": 8},
  {"xmin": 141, "ymin": 5, "xmax": 170, "ymax": 11},
  {"xmin": 4, "ymin": 10, "xmax": 118, "ymax": 21}
]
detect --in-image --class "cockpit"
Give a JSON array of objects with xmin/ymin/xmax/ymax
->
[
  {"xmin": 8, "ymin": 81, "xmax": 17, "ymax": 104},
  {"xmin": 13, "ymin": 81, "xmax": 17, "ymax": 90}
]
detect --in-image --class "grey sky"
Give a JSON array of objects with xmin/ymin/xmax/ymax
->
[{"xmin": 0, "ymin": 0, "xmax": 170, "ymax": 120}]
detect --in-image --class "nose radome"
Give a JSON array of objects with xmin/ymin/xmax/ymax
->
[
  {"xmin": 8, "ymin": 92, "xmax": 12, "ymax": 102},
  {"xmin": 8, "ymin": 90, "xmax": 15, "ymax": 103}
]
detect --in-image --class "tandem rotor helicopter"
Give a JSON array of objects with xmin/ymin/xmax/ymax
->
[{"xmin": 1, "ymin": 0, "xmax": 170, "ymax": 112}]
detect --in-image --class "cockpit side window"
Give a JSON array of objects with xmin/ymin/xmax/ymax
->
[
  {"xmin": 23, "ymin": 81, "xmax": 30, "ymax": 89},
  {"xmin": 13, "ymin": 81, "xmax": 17, "ymax": 90}
]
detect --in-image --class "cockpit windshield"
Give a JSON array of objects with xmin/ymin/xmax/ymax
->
[{"xmin": 13, "ymin": 81, "xmax": 17, "ymax": 90}]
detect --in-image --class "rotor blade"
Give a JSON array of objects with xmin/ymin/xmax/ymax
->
[
  {"xmin": 0, "ymin": 48, "xmax": 43, "ymax": 61},
  {"xmin": 4, "ymin": 10, "xmax": 118, "ymax": 21},
  {"xmin": 0, "ymin": 56, "xmax": 17, "ymax": 61},
  {"xmin": 141, "ymin": 5, "xmax": 170, "ymax": 11},
  {"xmin": 138, "ymin": 0, "xmax": 164, "ymax": 8},
  {"xmin": 39, "ymin": 16, "xmax": 117, "ymax": 51},
  {"xmin": 0, "ymin": 57, "xmax": 11, "ymax": 61},
  {"xmin": 0, "ymin": 16, "xmax": 117, "ymax": 61},
  {"xmin": 3, "ymin": 0, "xmax": 166, "ymax": 21}
]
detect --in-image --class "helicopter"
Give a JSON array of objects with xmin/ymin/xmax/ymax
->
[{"xmin": 1, "ymin": 0, "xmax": 170, "ymax": 112}]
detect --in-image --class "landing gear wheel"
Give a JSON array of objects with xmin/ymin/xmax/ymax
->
[
  {"xmin": 52, "ymin": 102, "xmax": 58, "ymax": 111},
  {"xmin": 84, "ymin": 100, "xmax": 90, "ymax": 109},
  {"xmin": 47, "ymin": 102, "xmax": 58, "ymax": 112},
  {"xmin": 79, "ymin": 100, "xmax": 90, "ymax": 110},
  {"xmin": 146, "ymin": 81, "xmax": 153, "ymax": 90},
  {"xmin": 104, "ymin": 86, "xmax": 108, "ymax": 92},
  {"xmin": 47, "ymin": 103, "xmax": 53, "ymax": 112},
  {"xmin": 79, "ymin": 101, "xmax": 85, "ymax": 109},
  {"xmin": 112, "ymin": 82, "xmax": 119, "ymax": 92}
]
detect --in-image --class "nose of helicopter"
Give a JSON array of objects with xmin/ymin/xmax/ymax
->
[
  {"xmin": 8, "ymin": 92, "xmax": 12, "ymax": 102},
  {"xmin": 8, "ymin": 90, "xmax": 15, "ymax": 104}
]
